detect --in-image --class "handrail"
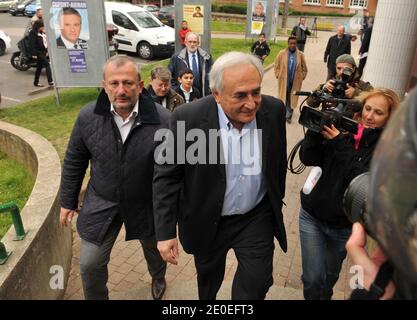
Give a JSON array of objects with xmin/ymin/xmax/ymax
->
[{"xmin": 0, "ymin": 201, "xmax": 27, "ymax": 265}]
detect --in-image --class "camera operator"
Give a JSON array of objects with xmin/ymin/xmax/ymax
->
[
  {"xmin": 298, "ymin": 88, "xmax": 400, "ymax": 300},
  {"xmin": 307, "ymin": 54, "xmax": 372, "ymax": 108},
  {"xmin": 345, "ymin": 88, "xmax": 417, "ymax": 300}
]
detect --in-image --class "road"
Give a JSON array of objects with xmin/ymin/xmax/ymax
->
[{"xmin": 0, "ymin": 12, "xmax": 157, "ymax": 109}]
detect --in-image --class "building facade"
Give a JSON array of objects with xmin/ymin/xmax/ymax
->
[{"xmin": 215, "ymin": 0, "xmax": 377, "ymax": 16}]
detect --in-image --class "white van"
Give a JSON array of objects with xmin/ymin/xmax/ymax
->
[{"xmin": 104, "ymin": 1, "xmax": 175, "ymax": 60}]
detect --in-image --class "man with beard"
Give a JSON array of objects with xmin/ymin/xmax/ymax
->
[{"xmin": 60, "ymin": 55, "xmax": 170, "ymax": 300}]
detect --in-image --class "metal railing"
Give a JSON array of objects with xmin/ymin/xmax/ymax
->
[{"xmin": 0, "ymin": 202, "xmax": 27, "ymax": 265}]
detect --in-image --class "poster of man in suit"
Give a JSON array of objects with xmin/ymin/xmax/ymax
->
[{"xmin": 52, "ymin": 0, "xmax": 89, "ymax": 50}]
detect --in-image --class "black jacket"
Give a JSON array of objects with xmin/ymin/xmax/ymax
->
[
  {"xmin": 251, "ymin": 40, "xmax": 270, "ymax": 60},
  {"xmin": 168, "ymin": 47, "xmax": 213, "ymax": 97},
  {"xmin": 291, "ymin": 25, "xmax": 311, "ymax": 44},
  {"xmin": 28, "ymin": 29, "xmax": 47, "ymax": 59},
  {"xmin": 324, "ymin": 34, "xmax": 351, "ymax": 68},
  {"xmin": 153, "ymin": 95, "xmax": 288, "ymax": 254},
  {"xmin": 60, "ymin": 89, "xmax": 170, "ymax": 245},
  {"xmin": 174, "ymin": 85, "xmax": 201, "ymax": 103},
  {"xmin": 359, "ymin": 26, "xmax": 373, "ymax": 55},
  {"xmin": 299, "ymin": 127, "xmax": 383, "ymax": 227}
]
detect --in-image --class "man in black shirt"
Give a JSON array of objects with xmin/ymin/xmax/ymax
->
[{"xmin": 291, "ymin": 17, "xmax": 311, "ymax": 52}]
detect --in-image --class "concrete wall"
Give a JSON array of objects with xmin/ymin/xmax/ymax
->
[{"xmin": 0, "ymin": 121, "xmax": 72, "ymax": 300}]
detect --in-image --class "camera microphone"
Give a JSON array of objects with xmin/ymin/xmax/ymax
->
[
  {"xmin": 302, "ymin": 166, "xmax": 322, "ymax": 195},
  {"xmin": 294, "ymin": 91, "xmax": 314, "ymax": 96}
]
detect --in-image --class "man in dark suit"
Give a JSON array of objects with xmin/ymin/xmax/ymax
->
[
  {"xmin": 56, "ymin": 7, "xmax": 88, "ymax": 50},
  {"xmin": 153, "ymin": 52, "xmax": 288, "ymax": 300},
  {"xmin": 324, "ymin": 25, "xmax": 351, "ymax": 80},
  {"xmin": 168, "ymin": 32, "xmax": 212, "ymax": 97}
]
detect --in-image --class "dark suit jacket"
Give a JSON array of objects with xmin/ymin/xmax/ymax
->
[
  {"xmin": 324, "ymin": 34, "xmax": 351, "ymax": 68},
  {"xmin": 153, "ymin": 94, "xmax": 288, "ymax": 255},
  {"xmin": 56, "ymin": 36, "xmax": 88, "ymax": 49}
]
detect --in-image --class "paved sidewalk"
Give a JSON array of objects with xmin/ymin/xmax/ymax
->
[{"xmin": 64, "ymin": 31, "xmax": 360, "ymax": 300}]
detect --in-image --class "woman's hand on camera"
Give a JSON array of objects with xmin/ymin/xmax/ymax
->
[{"xmin": 321, "ymin": 124, "xmax": 340, "ymax": 139}]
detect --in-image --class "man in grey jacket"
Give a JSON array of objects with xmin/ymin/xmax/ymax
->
[
  {"xmin": 60, "ymin": 55, "xmax": 170, "ymax": 300},
  {"xmin": 168, "ymin": 32, "xmax": 212, "ymax": 97}
]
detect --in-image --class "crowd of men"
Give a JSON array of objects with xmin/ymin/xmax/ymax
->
[{"xmin": 13, "ymin": 6, "xmax": 413, "ymax": 301}]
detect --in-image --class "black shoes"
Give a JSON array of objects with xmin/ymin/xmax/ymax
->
[{"xmin": 151, "ymin": 277, "xmax": 166, "ymax": 300}]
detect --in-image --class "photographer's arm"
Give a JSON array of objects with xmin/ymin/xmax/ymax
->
[
  {"xmin": 353, "ymin": 81, "xmax": 374, "ymax": 98},
  {"xmin": 346, "ymin": 223, "xmax": 396, "ymax": 299},
  {"xmin": 299, "ymin": 130, "xmax": 325, "ymax": 166}
]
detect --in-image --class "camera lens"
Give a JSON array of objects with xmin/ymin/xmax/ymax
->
[{"xmin": 343, "ymin": 172, "xmax": 370, "ymax": 226}]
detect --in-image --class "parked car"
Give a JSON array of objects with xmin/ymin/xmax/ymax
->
[
  {"xmin": 157, "ymin": 5, "xmax": 175, "ymax": 28},
  {"xmin": 107, "ymin": 23, "xmax": 119, "ymax": 57},
  {"xmin": 0, "ymin": 29, "xmax": 11, "ymax": 56},
  {"xmin": 0, "ymin": 0, "xmax": 17, "ymax": 12},
  {"xmin": 24, "ymin": 0, "xmax": 39, "ymax": 17},
  {"xmin": 104, "ymin": 1, "xmax": 174, "ymax": 60},
  {"xmin": 137, "ymin": 4, "xmax": 159, "ymax": 17},
  {"xmin": 9, "ymin": 0, "xmax": 31, "ymax": 16}
]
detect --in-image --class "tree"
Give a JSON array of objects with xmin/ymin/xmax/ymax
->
[{"xmin": 281, "ymin": 0, "xmax": 290, "ymax": 29}]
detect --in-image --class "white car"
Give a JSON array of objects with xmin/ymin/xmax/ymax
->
[
  {"xmin": 0, "ymin": 29, "xmax": 11, "ymax": 56},
  {"xmin": 105, "ymin": 1, "xmax": 175, "ymax": 60}
]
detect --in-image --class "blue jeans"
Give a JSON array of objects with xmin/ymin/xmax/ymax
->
[{"xmin": 299, "ymin": 208, "xmax": 351, "ymax": 300}]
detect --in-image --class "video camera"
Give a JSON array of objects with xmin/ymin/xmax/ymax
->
[{"xmin": 296, "ymin": 89, "xmax": 362, "ymax": 134}]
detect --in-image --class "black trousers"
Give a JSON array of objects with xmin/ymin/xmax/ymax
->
[
  {"xmin": 193, "ymin": 196, "xmax": 275, "ymax": 300},
  {"xmin": 34, "ymin": 54, "xmax": 53, "ymax": 85},
  {"xmin": 358, "ymin": 57, "xmax": 367, "ymax": 79}
]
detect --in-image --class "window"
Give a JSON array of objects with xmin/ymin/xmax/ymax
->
[
  {"xmin": 129, "ymin": 11, "xmax": 161, "ymax": 28},
  {"xmin": 349, "ymin": 0, "xmax": 368, "ymax": 8},
  {"xmin": 303, "ymin": 0, "xmax": 321, "ymax": 5},
  {"xmin": 112, "ymin": 11, "xmax": 138, "ymax": 31},
  {"xmin": 327, "ymin": 0, "xmax": 344, "ymax": 6}
]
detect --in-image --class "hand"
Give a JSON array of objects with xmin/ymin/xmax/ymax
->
[
  {"xmin": 321, "ymin": 124, "xmax": 340, "ymax": 139},
  {"xmin": 157, "ymin": 238, "xmax": 179, "ymax": 265},
  {"xmin": 323, "ymin": 79, "xmax": 335, "ymax": 93},
  {"xmin": 60, "ymin": 207, "xmax": 78, "ymax": 227},
  {"xmin": 345, "ymin": 83, "xmax": 355, "ymax": 98},
  {"xmin": 346, "ymin": 223, "xmax": 396, "ymax": 299}
]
